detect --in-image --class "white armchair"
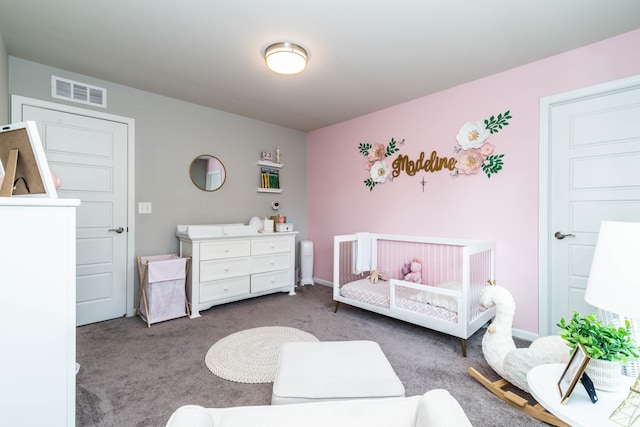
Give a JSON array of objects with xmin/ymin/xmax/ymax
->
[{"xmin": 166, "ymin": 389, "xmax": 472, "ymax": 427}]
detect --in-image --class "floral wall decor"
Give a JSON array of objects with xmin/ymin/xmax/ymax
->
[
  {"xmin": 359, "ymin": 137, "xmax": 403, "ymax": 191},
  {"xmin": 357, "ymin": 110, "xmax": 512, "ymax": 190},
  {"xmin": 453, "ymin": 110, "xmax": 512, "ymax": 178}
]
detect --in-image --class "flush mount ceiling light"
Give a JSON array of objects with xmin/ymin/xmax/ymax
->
[{"xmin": 264, "ymin": 42, "xmax": 308, "ymax": 75}]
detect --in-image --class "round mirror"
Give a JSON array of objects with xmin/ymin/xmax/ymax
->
[{"xmin": 189, "ymin": 155, "xmax": 226, "ymax": 191}]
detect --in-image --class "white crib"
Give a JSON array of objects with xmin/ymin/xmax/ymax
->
[{"xmin": 333, "ymin": 233, "xmax": 496, "ymax": 356}]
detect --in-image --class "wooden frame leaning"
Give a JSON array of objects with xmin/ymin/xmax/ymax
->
[
  {"xmin": 557, "ymin": 343, "xmax": 590, "ymax": 405},
  {"xmin": 0, "ymin": 121, "xmax": 57, "ymax": 198}
]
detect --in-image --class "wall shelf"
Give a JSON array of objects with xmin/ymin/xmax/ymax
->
[
  {"xmin": 257, "ymin": 160, "xmax": 283, "ymax": 193},
  {"xmin": 257, "ymin": 160, "xmax": 283, "ymax": 168}
]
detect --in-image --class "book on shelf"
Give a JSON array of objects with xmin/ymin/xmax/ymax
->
[{"xmin": 261, "ymin": 167, "xmax": 279, "ymax": 189}]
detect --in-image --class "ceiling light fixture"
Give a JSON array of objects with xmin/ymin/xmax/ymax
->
[{"xmin": 264, "ymin": 42, "xmax": 308, "ymax": 75}]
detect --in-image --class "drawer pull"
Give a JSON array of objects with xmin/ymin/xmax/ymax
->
[
  {"xmin": 225, "ymin": 267, "xmax": 230, "ymax": 272},
  {"xmin": 270, "ymin": 260, "xmax": 275, "ymax": 265},
  {"xmin": 270, "ymin": 244, "xmax": 275, "ymax": 248},
  {"xmin": 270, "ymin": 278, "xmax": 275, "ymax": 283},
  {"xmin": 224, "ymin": 286, "xmax": 229, "ymax": 291},
  {"xmin": 224, "ymin": 248, "xmax": 229, "ymax": 252}
]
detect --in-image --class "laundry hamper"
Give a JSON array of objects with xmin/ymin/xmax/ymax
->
[{"xmin": 136, "ymin": 254, "xmax": 191, "ymax": 327}]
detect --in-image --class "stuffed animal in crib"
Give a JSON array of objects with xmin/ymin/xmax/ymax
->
[
  {"xmin": 367, "ymin": 270, "xmax": 388, "ymax": 284},
  {"xmin": 403, "ymin": 259, "xmax": 422, "ymax": 284},
  {"xmin": 401, "ymin": 263, "xmax": 411, "ymax": 277},
  {"xmin": 479, "ymin": 282, "xmax": 569, "ymax": 393}
]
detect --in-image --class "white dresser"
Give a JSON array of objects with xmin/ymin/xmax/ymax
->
[
  {"xmin": 178, "ymin": 230, "xmax": 298, "ymax": 317},
  {"xmin": 0, "ymin": 197, "xmax": 79, "ymax": 426}
]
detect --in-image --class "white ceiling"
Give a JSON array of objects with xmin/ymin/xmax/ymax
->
[{"xmin": 1, "ymin": 1, "xmax": 639, "ymax": 132}]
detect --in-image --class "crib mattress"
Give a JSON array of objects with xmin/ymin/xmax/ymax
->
[{"xmin": 339, "ymin": 279, "xmax": 458, "ymax": 322}]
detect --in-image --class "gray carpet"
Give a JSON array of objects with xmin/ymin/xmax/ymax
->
[{"xmin": 76, "ymin": 284, "xmax": 546, "ymax": 426}]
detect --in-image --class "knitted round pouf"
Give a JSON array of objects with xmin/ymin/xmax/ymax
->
[{"xmin": 205, "ymin": 326, "xmax": 318, "ymax": 383}]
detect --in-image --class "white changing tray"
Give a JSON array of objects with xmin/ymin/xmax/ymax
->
[{"xmin": 176, "ymin": 223, "xmax": 259, "ymax": 238}]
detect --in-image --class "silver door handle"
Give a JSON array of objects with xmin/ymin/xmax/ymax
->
[
  {"xmin": 109, "ymin": 227, "xmax": 125, "ymax": 234},
  {"xmin": 554, "ymin": 231, "xmax": 575, "ymax": 240}
]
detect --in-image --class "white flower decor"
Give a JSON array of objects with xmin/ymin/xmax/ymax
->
[
  {"xmin": 452, "ymin": 110, "xmax": 511, "ymax": 179},
  {"xmin": 456, "ymin": 121, "xmax": 490, "ymax": 150},
  {"xmin": 370, "ymin": 161, "xmax": 390, "ymax": 183},
  {"xmin": 358, "ymin": 138, "xmax": 403, "ymax": 191}
]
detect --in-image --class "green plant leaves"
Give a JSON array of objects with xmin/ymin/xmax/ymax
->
[
  {"xmin": 482, "ymin": 154, "xmax": 504, "ymax": 178},
  {"xmin": 385, "ymin": 138, "xmax": 402, "ymax": 157},
  {"xmin": 484, "ymin": 110, "xmax": 512, "ymax": 134},
  {"xmin": 557, "ymin": 311, "xmax": 640, "ymax": 362},
  {"xmin": 359, "ymin": 143, "xmax": 372, "ymax": 156},
  {"xmin": 364, "ymin": 178, "xmax": 377, "ymax": 191}
]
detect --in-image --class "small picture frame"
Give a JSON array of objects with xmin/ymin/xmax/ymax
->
[
  {"xmin": 557, "ymin": 343, "xmax": 590, "ymax": 405},
  {"xmin": 0, "ymin": 121, "xmax": 57, "ymax": 198}
]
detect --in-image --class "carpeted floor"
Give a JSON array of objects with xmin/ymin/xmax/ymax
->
[{"xmin": 76, "ymin": 284, "xmax": 546, "ymax": 426}]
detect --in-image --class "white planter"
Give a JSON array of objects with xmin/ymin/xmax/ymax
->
[{"xmin": 585, "ymin": 358, "xmax": 623, "ymax": 391}]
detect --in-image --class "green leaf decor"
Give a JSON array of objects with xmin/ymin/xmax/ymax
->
[
  {"xmin": 358, "ymin": 143, "xmax": 372, "ymax": 156},
  {"xmin": 482, "ymin": 154, "xmax": 504, "ymax": 178},
  {"xmin": 557, "ymin": 311, "xmax": 640, "ymax": 363},
  {"xmin": 484, "ymin": 110, "xmax": 512, "ymax": 134}
]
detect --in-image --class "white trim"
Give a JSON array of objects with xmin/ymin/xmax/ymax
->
[
  {"xmin": 313, "ymin": 278, "xmax": 332, "ymax": 287},
  {"xmin": 538, "ymin": 74, "xmax": 640, "ymax": 336},
  {"xmin": 512, "ymin": 328, "xmax": 538, "ymax": 342},
  {"xmin": 10, "ymin": 95, "xmax": 137, "ymax": 319}
]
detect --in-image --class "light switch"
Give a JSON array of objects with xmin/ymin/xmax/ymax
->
[{"xmin": 138, "ymin": 202, "xmax": 152, "ymax": 214}]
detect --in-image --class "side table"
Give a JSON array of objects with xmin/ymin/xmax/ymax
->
[{"xmin": 527, "ymin": 363, "xmax": 633, "ymax": 427}]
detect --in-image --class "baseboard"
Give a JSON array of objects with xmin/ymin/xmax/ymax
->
[
  {"xmin": 512, "ymin": 328, "xmax": 538, "ymax": 342},
  {"xmin": 313, "ymin": 278, "xmax": 332, "ymax": 287}
]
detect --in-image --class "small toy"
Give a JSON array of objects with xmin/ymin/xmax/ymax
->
[
  {"xmin": 403, "ymin": 259, "xmax": 422, "ymax": 283},
  {"xmin": 401, "ymin": 263, "xmax": 411, "ymax": 277},
  {"xmin": 367, "ymin": 270, "xmax": 388, "ymax": 284}
]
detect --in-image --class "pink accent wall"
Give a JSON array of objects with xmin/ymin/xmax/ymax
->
[{"xmin": 306, "ymin": 29, "xmax": 640, "ymax": 334}]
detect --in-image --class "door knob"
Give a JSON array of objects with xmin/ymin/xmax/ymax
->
[
  {"xmin": 109, "ymin": 227, "xmax": 125, "ymax": 234},
  {"xmin": 554, "ymin": 231, "xmax": 575, "ymax": 240}
]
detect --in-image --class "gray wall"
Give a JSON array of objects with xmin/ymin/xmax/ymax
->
[
  {"xmin": 0, "ymin": 27, "xmax": 8, "ymax": 123},
  {"xmin": 8, "ymin": 56, "xmax": 307, "ymax": 265}
]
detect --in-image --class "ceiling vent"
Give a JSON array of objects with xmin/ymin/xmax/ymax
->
[{"xmin": 51, "ymin": 75, "xmax": 107, "ymax": 108}]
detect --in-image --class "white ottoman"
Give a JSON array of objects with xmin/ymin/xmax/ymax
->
[{"xmin": 271, "ymin": 340, "xmax": 405, "ymax": 405}]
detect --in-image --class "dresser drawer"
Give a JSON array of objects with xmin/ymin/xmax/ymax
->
[
  {"xmin": 200, "ymin": 276, "xmax": 250, "ymax": 303},
  {"xmin": 251, "ymin": 237, "xmax": 291, "ymax": 255},
  {"xmin": 252, "ymin": 269, "xmax": 291, "ymax": 293},
  {"xmin": 251, "ymin": 252, "xmax": 290, "ymax": 273},
  {"xmin": 201, "ymin": 240, "xmax": 250, "ymax": 260},
  {"xmin": 201, "ymin": 257, "xmax": 250, "ymax": 281}
]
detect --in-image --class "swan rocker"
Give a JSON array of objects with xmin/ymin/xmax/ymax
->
[{"xmin": 467, "ymin": 281, "xmax": 570, "ymax": 427}]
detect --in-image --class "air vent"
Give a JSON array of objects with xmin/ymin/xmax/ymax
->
[{"xmin": 51, "ymin": 76, "xmax": 107, "ymax": 108}]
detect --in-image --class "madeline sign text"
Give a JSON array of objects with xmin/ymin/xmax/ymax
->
[{"xmin": 391, "ymin": 151, "xmax": 456, "ymax": 178}]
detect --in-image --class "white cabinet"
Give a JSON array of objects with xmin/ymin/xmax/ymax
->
[
  {"xmin": 178, "ymin": 232, "xmax": 298, "ymax": 317},
  {"xmin": 0, "ymin": 198, "xmax": 79, "ymax": 427}
]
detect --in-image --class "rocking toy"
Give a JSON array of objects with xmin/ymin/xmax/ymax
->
[{"xmin": 468, "ymin": 281, "xmax": 570, "ymax": 426}]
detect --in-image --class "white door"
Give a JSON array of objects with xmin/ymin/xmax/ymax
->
[
  {"xmin": 540, "ymin": 75, "xmax": 640, "ymax": 335},
  {"xmin": 13, "ymin": 98, "xmax": 132, "ymax": 326}
]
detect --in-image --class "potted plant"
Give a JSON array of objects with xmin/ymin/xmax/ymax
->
[{"xmin": 557, "ymin": 311, "xmax": 640, "ymax": 391}]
